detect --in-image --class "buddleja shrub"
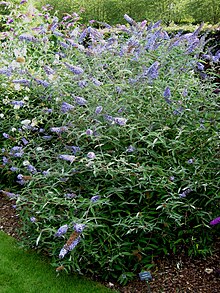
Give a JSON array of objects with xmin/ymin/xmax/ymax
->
[{"xmin": 1, "ymin": 2, "xmax": 219, "ymax": 284}]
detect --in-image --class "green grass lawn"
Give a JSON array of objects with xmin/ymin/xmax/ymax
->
[{"xmin": 0, "ymin": 231, "xmax": 117, "ymax": 293}]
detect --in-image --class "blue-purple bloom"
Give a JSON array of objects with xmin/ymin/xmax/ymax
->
[
  {"xmin": 86, "ymin": 129, "xmax": 93, "ymax": 135},
  {"xmin": 61, "ymin": 102, "xmax": 74, "ymax": 113},
  {"xmin": 21, "ymin": 138, "xmax": 29, "ymax": 145},
  {"xmin": 90, "ymin": 195, "xmax": 100, "ymax": 202},
  {"xmin": 12, "ymin": 79, "xmax": 30, "ymax": 86},
  {"xmin": 59, "ymin": 155, "xmax": 75, "ymax": 163},
  {"xmin": 78, "ymin": 80, "xmax": 87, "ymax": 88},
  {"xmin": 0, "ymin": 190, "xmax": 18, "ymax": 198},
  {"xmin": 87, "ymin": 152, "xmax": 96, "ymax": 159},
  {"xmin": 59, "ymin": 247, "xmax": 69, "ymax": 259},
  {"xmin": 3, "ymin": 156, "xmax": 9, "ymax": 165},
  {"xmin": 64, "ymin": 193, "xmax": 77, "ymax": 199},
  {"xmin": 95, "ymin": 106, "xmax": 103, "ymax": 114},
  {"xmin": 126, "ymin": 145, "xmax": 135, "ymax": 153},
  {"xmin": 124, "ymin": 14, "xmax": 135, "ymax": 26},
  {"xmin": 64, "ymin": 63, "xmax": 84, "ymax": 74},
  {"xmin": 173, "ymin": 107, "xmax": 184, "ymax": 115},
  {"xmin": 3, "ymin": 133, "xmax": 10, "ymax": 138},
  {"xmin": 210, "ymin": 217, "xmax": 220, "ymax": 226},
  {"xmin": 43, "ymin": 65, "xmax": 55, "ymax": 75},
  {"xmin": 26, "ymin": 164, "xmax": 37, "ymax": 174},
  {"xmin": 145, "ymin": 61, "xmax": 160, "ymax": 80},
  {"xmin": 179, "ymin": 188, "xmax": 192, "ymax": 198},
  {"xmin": 67, "ymin": 146, "xmax": 80, "ymax": 155},
  {"xmin": 19, "ymin": 33, "xmax": 37, "ymax": 42},
  {"xmin": 104, "ymin": 114, "xmax": 113, "ymax": 122},
  {"xmin": 10, "ymin": 166, "xmax": 19, "ymax": 172},
  {"xmin": 68, "ymin": 236, "xmax": 81, "ymax": 250},
  {"xmin": 9, "ymin": 146, "xmax": 24, "ymax": 157},
  {"xmin": 34, "ymin": 79, "xmax": 50, "ymax": 87},
  {"xmin": 30, "ymin": 217, "xmax": 36, "ymax": 223},
  {"xmin": 54, "ymin": 224, "xmax": 68, "ymax": 237},
  {"xmin": 114, "ymin": 117, "xmax": 127, "ymax": 126},
  {"xmin": 74, "ymin": 96, "xmax": 87, "ymax": 105},
  {"xmin": 74, "ymin": 223, "xmax": 86, "ymax": 233},
  {"xmin": 50, "ymin": 126, "xmax": 68, "ymax": 133},
  {"xmin": 197, "ymin": 62, "xmax": 204, "ymax": 71},
  {"xmin": 11, "ymin": 101, "xmax": 25, "ymax": 108},
  {"xmin": 163, "ymin": 87, "xmax": 172, "ymax": 104},
  {"xmin": 59, "ymin": 41, "xmax": 69, "ymax": 49},
  {"xmin": 0, "ymin": 66, "xmax": 12, "ymax": 76},
  {"xmin": 187, "ymin": 159, "xmax": 194, "ymax": 164}
]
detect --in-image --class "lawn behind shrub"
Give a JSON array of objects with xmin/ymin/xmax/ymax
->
[{"xmin": 0, "ymin": 231, "xmax": 115, "ymax": 293}]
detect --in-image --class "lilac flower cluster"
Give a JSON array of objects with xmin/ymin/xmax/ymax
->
[
  {"xmin": 90, "ymin": 195, "xmax": 100, "ymax": 203},
  {"xmin": 11, "ymin": 100, "xmax": 25, "ymax": 108},
  {"xmin": 179, "ymin": 188, "xmax": 192, "ymax": 198},
  {"xmin": 64, "ymin": 193, "xmax": 77, "ymax": 199},
  {"xmin": 210, "ymin": 217, "xmax": 220, "ymax": 226},
  {"xmin": 74, "ymin": 96, "xmax": 87, "ymax": 106},
  {"xmin": 59, "ymin": 155, "xmax": 75, "ymax": 163},
  {"xmin": 54, "ymin": 224, "xmax": 68, "ymax": 237},
  {"xmin": 59, "ymin": 236, "xmax": 81, "ymax": 259},
  {"xmin": 19, "ymin": 33, "xmax": 37, "ymax": 42},
  {"xmin": 64, "ymin": 63, "xmax": 84, "ymax": 75},
  {"xmin": 61, "ymin": 102, "xmax": 74, "ymax": 113},
  {"xmin": 9, "ymin": 146, "xmax": 24, "ymax": 157},
  {"xmin": 50, "ymin": 126, "xmax": 68, "ymax": 134},
  {"xmin": 0, "ymin": 190, "xmax": 19, "ymax": 199}
]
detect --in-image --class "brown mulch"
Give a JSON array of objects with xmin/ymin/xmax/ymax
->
[{"xmin": 0, "ymin": 193, "xmax": 219, "ymax": 292}]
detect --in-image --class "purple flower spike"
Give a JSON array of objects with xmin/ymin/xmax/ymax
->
[
  {"xmin": 74, "ymin": 223, "xmax": 86, "ymax": 233},
  {"xmin": 90, "ymin": 195, "xmax": 100, "ymax": 203},
  {"xmin": 3, "ymin": 133, "xmax": 9, "ymax": 138},
  {"xmin": 54, "ymin": 224, "xmax": 68, "ymax": 237},
  {"xmin": 74, "ymin": 96, "xmax": 87, "ymax": 106},
  {"xmin": 163, "ymin": 87, "xmax": 171, "ymax": 98},
  {"xmin": 86, "ymin": 129, "xmax": 93, "ymax": 135},
  {"xmin": 124, "ymin": 14, "xmax": 135, "ymax": 26},
  {"xmin": 87, "ymin": 152, "xmax": 96, "ymax": 159},
  {"xmin": 163, "ymin": 87, "xmax": 172, "ymax": 104},
  {"xmin": 59, "ymin": 155, "xmax": 76, "ymax": 163},
  {"xmin": 145, "ymin": 61, "xmax": 160, "ymax": 80},
  {"xmin": 197, "ymin": 62, "xmax": 204, "ymax": 71},
  {"xmin": 61, "ymin": 102, "xmax": 74, "ymax": 113},
  {"xmin": 126, "ymin": 145, "xmax": 135, "ymax": 153},
  {"xmin": 210, "ymin": 217, "xmax": 220, "ymax": 226},
  {"xmin": 68, "ymin": 236, "xmax": 81, "ymax": 251},
  {"xmin": 64, "ymin": 193, "xmax": 77, "ymax": 199},
  {"xmin": 59, "ymin": 247, "xmax": 68, "ymax": 259},
  {"xmin": 12, "ymin": 79, "xmax": 30, "ymax": 86},
  {"xmin": 21, "ymin": 137, "xmax": 29, "ymax": 145},
  {"xmin": 95, "ymin": 106, "xmax": 103, "ymax": 114},
  {"xmin": 19, "ymin": 33, "xmax": 37, "ymax": 42},
  {"xmin": 50, "ymin": 126, "xmax": 68, "ymax": 133},
  {"xmin": 187, "ymin": 159, "xmax": 194, "ymax": 164},
  {"xmin": 64, "ymin": 63, "xmax": 84, "ymax": 74},
  {"xmin": 114, "ymin": 117, "xmax": 127, "ymax": 126},
  {"xmin": 0, "ymin": 190, "xmax": 18, "ymax": 199},
  {"xmin": 11, "ymin": 101, "xmax": 25, "ymax": 108},
  {"xmin": 30, "ymin": 217, "xmax": 36, "ymax": 223}
]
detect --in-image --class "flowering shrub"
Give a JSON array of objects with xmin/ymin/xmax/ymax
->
[{"xmin": 1, "ymin": 2, "xmax": 219, "ymax": 284}]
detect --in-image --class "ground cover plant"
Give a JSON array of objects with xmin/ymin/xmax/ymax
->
[{"xmin": 0, "ymin": 0, "xmax": 220, "ymax": 285}]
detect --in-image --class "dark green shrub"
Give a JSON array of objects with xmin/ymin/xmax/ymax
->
[{"xmin": 1, "ymin": 5, "xmax": 219, "ymax": 284}]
